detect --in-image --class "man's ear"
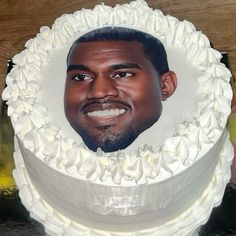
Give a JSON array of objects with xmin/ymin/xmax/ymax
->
[{"xmin": 160, "ymin": 71, "xmax": 177, "ymax": 101}]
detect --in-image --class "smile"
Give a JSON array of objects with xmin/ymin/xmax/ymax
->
[{"xmin": 86, "ymin": 108, "xmax": 126, "ymax": 117}]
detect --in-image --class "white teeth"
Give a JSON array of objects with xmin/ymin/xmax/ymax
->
[
  {"xmin": 119, "ymin": 109, "xmax": 125, "ymax": 115},
  {"xmin": 87, "ymin": 109, "xmax": 126, "ymax": 117}
]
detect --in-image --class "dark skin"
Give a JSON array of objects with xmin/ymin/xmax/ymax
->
[{"xmin": 64, "ymin": 41, "xmax": 177, "ymax": 152}]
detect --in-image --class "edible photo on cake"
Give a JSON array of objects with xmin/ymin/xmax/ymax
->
[{"xmin": 64, "ymin": 27, "xmax": 177, "ymax": 152}]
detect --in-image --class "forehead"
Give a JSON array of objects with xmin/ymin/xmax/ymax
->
[{"xmin": 68, "ymin": 40, "xmax": 148, "ymax": 64}]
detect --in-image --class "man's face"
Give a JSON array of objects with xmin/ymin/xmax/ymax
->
[{"xmin": 64, "ymin": 41, "xmax": 163, "ymax": 152}]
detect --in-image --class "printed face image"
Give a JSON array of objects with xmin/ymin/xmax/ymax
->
[{"xmin": 64, "ymin": 28, "xmax": 177, "ymax": 152}]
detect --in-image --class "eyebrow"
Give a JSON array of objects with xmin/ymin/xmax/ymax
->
[
  {"xmin": 109, "ymin": 63, "xmax": 141, "ymax": 70},
  {"xmin": 67, "ymin": 63, "xmax": 141, "ymax": 72},
  {"xmin": 67, "ymin": 64, "xmax": 89, "ymax": 72}
]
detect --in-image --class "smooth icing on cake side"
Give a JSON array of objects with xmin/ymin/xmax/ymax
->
[{"xmin": 2, "ymin": 0, "xmax": 234, "ymax": 235}]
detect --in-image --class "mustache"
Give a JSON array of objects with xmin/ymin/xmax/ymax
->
[{"xmin": 80, "ymin": 98, "xmax": 131, "ymax": 112}]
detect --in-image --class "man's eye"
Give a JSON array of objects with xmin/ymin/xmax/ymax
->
[
  {"xmin": 113, "ymin": 72, "xmax": 133, "ymax": 79},
  {"xmin": 72, "ymin": 74, "xmax": 91, "ymax": 81}
]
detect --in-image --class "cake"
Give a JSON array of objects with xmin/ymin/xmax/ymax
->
[{"xmin": 2, "ymin": 0, "xmax": 234, "ymax": 235}]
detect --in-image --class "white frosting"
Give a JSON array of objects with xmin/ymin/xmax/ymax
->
[{"xmin": 2, "ymin": 0, "xmax": 233, "ymax": 235}]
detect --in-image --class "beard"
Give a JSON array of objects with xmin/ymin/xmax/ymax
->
[{"xmin": 79, "ymin": 125, "xmax": 137, "ymax": 153}]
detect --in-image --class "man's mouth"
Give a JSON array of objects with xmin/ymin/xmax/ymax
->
[
  {"xmin": 87, "ymin": 108, "xmax": 126, "ymax": 117},
  {"xmin": 80, "ymin": 100, "xmax": 131, "ymax": 123}
]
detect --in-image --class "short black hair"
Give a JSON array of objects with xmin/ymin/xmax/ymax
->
[{"xmin": 68, "ymin": 27, "xmax": 169, "ymax": 76}]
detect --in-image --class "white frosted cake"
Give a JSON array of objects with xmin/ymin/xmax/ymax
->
[{"xmin": 2, "ymin": 0, "xmax": 234, "ymax": 235}]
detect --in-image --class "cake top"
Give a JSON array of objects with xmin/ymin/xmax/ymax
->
[{"xmin": 2, "ymin": 0, "xmax": 232, "ymax": 185}]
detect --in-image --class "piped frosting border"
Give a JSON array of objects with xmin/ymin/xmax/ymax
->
[{"xmin": 2, "ymin": 0, "xmax": 232, "ymax": 185}]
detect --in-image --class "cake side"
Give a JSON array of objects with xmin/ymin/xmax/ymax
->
[
  {"xmin": 13, "ymin": 130, "xmax": 234, "ymax": 235},
  {"xmin": 15, "ymin": 130, "xmax": 226, "ymax": 231}
]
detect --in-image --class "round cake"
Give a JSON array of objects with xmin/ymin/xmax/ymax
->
[{"xmin": 2, "ymin": 0, "xmax": 234, "ymax": 235}]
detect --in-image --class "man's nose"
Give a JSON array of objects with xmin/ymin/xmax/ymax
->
[{"xmin": 87, "ymin": 75, "xmax": 119, "ymax": 99}]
